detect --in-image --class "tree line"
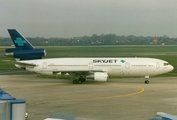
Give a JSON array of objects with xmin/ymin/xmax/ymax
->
[{"xmin": 0, "ymin": 34, "xmax": 176, "ymax": 46}]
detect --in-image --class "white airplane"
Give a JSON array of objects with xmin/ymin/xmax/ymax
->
[
  {"xmin": 5, "ymin": 29, "xmax": 174, "ymax": 84},
  {"xmin": 149, "ymin": 112, "xmax": 177, "ymax": 120},
  {"xmin": 44, "ymin": 113, "xmax": 75, "ymax": 120},
  {"xmin": 157, "ymin": 112, "xmax": 177, "ymax": 120}
]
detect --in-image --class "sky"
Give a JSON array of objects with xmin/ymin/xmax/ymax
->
[{"xmin": 1, "ymin": 0, "xmax": 177, "ymax": 38}]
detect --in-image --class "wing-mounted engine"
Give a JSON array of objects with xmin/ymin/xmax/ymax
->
[
  {"xmin": 87, "ymin": 72, "xmax": 108, "ymax": 81},
  {"xmin": 5, "ymin": 48, "xmax": 46, "ymax": 60}
]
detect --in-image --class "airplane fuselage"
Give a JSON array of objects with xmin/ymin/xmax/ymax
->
[
  {"xmin": 7, "ymin": 29, "xmax": 174, "ymax": 84},
  {"xmin": 16, "ymin": 57, "xmax": 173, "ymax": 77}
]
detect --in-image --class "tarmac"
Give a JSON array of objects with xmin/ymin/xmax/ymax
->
[{"xmin": 0, "ymin": 74, "xmax": 177, "ymax": 120}]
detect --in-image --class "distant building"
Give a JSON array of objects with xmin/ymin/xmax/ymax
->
[{"xmin": 153, "ymin": 35, "xmax": 158, "ymax": 44}]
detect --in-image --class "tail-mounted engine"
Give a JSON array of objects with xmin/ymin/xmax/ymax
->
[{"xmin": 5, "ymin": 48, "xmax": 46, "ymax": 60}]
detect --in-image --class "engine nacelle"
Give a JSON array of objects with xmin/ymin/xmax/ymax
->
[
  {"xmin": 87, "ymin": 72, "xmax": 108, "ymax": 81},
  {"xmin": 5, "ymin": 48, "xmax": 46, "ymax": 60}
]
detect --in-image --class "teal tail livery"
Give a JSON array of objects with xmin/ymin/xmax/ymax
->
[
  {"xmin": 8, "ymin": 29, "xmax": 34, "ymax": 50},
  {"xmin": 5, "ymin": 29, "xmax": 46, "ymax": 60},
  {"xmin": 4, "ymin": 29, "xmax": 174, "ymax": 84}
]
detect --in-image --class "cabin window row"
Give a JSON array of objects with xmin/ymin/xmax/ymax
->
[
  {"xmin": 48, "ymin": 65, "xmax": 88, "ymax": 66},
  {"xmin": 132, "ymin": 65, "xmax": 154, "ymax": 67}
]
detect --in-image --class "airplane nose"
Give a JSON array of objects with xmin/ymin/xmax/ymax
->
[{"xmin": 170, "ymin": 65, "xmax": 174, "ymax": 71}]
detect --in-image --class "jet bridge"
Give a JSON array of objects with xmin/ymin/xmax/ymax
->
[{"xmin": 0, "ymin": 89, "xmax": 26, "ymax": 120}]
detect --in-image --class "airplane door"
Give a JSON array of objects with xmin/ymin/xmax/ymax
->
[
  {"xmin": 124, "ymin": 62, "xmax": 130, "ymax": 75},
  {"xmin": 89, "ymin": 62, "xmax": 93, "ymax": 69},
  {"xmin": 125, "ymin": 62, "xmax": 130, "ymax": 69},
  {"xmin": 156, "ymin": 62, "xmax": 160, "ymax": 69},
  {"xmin": 43, "ymin": 62, "xmax": 47, "ymax": 69}
]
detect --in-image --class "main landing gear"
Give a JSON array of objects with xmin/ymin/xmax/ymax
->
[
  {"xmin": 144, "ymin": 76, "xmax": 149, "ymax": 84},
  {"xmin": 144, "ymin": 80, "xmax": 149, "ymax": 84},
  {"xmin": 73, "ymin": 77, "xmax": 86, "ymax": 84}
]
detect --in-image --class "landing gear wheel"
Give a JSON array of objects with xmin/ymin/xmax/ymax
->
[
  {"xmin": 73, "ymin": 80, "xmax": 78, "ymax": 84},
  {"xmin": 81, "ymin": 78, "xmax": 86, "ymax": 82},
  {"xmin": 144, "ymin": 80, "xmax": 149, "ymax": 84},
  {"xmin": 78, "ymin": 80, "xmax": 83, "ymax": 84}
]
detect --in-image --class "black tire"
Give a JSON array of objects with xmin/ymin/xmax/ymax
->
[
  {"xmin": 82, "ymin": 78, "xmax": 86, "ymax": 82},
  {"xmin": 78, "ymin": 80, "xmax": 83, "ymax": 84},
  {"xmin": 145, "ymin": 80, "xmax": 149, "ymax": 84},
  {"xmin": 73, "ymin": 80, "xmax": 78, "ymax": 84}
]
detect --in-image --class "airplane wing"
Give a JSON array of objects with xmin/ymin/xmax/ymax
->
[
  {"xmin": 15, "ymin": 61, "xmax": 37, "ymax": 67},
  {"xmin": 53, "ymin": 69, "xmax": 105, "ymax": 75},
  {"xmin": 4, "ymin": 60, "xmax": 106, "ymax": 77},
  {"xmin": 4, "ymin": 60, "xmax": 105, "ymax": 74},
  {"xmin": 3, "ymin": 60, "xmax": 37, "ymax": 67},
  {"xmin": 157, "ymin": 112, "xmax": 177, "ymax": 120}
]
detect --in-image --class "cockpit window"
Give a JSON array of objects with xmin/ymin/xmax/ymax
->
[{"xmin": 164, "ymin": 63, "xmax": 169, "ymax": 66}]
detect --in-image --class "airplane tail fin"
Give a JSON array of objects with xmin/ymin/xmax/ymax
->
[
  {"xmin": 7, "ymin": 29, "xmax": 34, "ymax": 50},
  {"xmin": 5, "ymin": 29, "xmax": 46, "ymax": 60}
]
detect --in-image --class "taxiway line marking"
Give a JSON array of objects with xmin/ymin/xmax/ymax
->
[{"xmin": 28, "ymin": 85, "xmax": 144, "ymax": 106}]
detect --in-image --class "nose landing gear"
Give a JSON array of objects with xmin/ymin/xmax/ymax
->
[
  {"xmin": 144, "ymin": 76, "xmax": 149, "ymax": 84},
  {"xmin": 144, "ymin": 80, "xmax": 149, "ymax": 84}
]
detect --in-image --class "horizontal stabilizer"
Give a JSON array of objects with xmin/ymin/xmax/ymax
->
[{"xmin": 3, "ymin": 60, "xmax": 37, "ymax": 67}]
